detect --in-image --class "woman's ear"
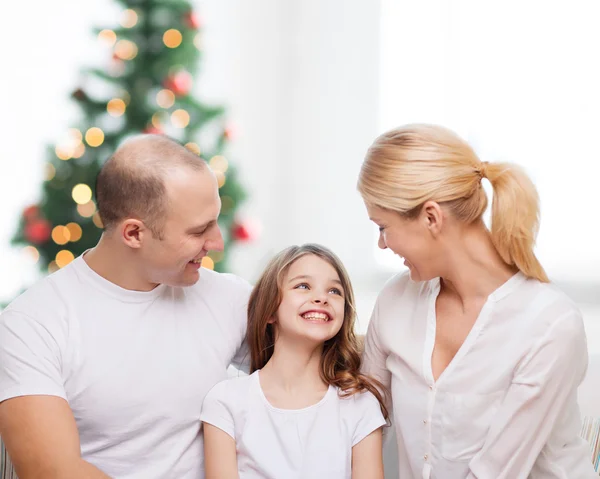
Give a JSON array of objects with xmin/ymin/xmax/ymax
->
[{"xmin": 421, "ymin": 200, "xmax": 444, "ymax": 236}]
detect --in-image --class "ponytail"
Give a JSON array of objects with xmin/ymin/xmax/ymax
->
[{"xmin": 483, "ymin": 162, "xmax": 549, "ymax": 283}]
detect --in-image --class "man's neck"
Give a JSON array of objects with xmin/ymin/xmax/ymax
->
[{"xmin": 84, "ymin": 236, "xmax": 158, "ymax": 292}]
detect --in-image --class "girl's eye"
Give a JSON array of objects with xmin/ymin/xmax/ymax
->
[
  {"xmin": 329, "ymin": 287, "xmax": 343, "ymax": 296},
  {"xmin": 294, "ymin": 283, "xmax": 309, "ymax": 290}
]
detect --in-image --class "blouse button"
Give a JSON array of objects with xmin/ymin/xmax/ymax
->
[
  {"xmin": 424, "ymin": 454, "xmax": 428, "ymax": 461},
  {"xmin": 423, "ymin": 419, "xmax": 427, "ymax": 424}
]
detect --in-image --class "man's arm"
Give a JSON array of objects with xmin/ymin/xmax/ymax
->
[{"xmin": 0, "ymin": 395, "xmax": 110, "ymax": 479}]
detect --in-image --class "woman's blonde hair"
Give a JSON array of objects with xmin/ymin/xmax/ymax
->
[
  {"xmin": 247, "ymin": 243, "xmax": 389, "ymax": 419},
  {"xmin": 357, "ymin": 124, "xmax": 548, "ymax": 283}
]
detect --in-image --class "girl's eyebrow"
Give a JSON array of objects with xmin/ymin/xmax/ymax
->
[{"xmin": 287, "ymin": 274, "xmax": 342, "ymax": 286}]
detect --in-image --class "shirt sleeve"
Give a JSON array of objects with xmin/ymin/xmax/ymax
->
[
  {"xmin": 351, "ymin": 391, "xmax": 387, "ymax": 447},
  {"xmin": 200, "ymin": 381, "xmax": 236, "ymax": 439},
  {"xmin": 467, "ymin": 309, "xmax": 591, "ymax": 479},
  {"xmin": 0, "ymin": 309, "xmax": 67, "ymax": 403},
  {"xmin": 361, "ymin": 297, "xmax": 392, "ymax": 414},
  {"xmin": 228, "ymin": 276, "xmax": 252, "ymax": 374}
]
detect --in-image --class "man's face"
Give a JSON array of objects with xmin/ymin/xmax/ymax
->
[{"xmin": 141, "ymin": 168, "xmax": 224, "ymax": 287}]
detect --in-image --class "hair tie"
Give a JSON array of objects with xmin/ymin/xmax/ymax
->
[{"xmin": 476, "ymin": 161, "xmax": 489, "ymax": 180}]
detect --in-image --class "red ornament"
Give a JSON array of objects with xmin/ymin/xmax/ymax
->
[
  {"xmin": 184, "ymin": 11, "xmax": 202, "ymax": 30},
  {"xmin": 231, "ymin": 220, "xmax": 259, "ymax": 242},
  {"xmin": 223, "ymin": 125, "xmax": 236, "ymax": 141},
  {"xmin": 143, "ymin": 126, "xmax": 163, "ymax": 135},
  {"xmin": 25, "ymin": 219, "xmax": 51, "ymax": 245},
  {"xmin": 163, "ymin": 70, "xmax": 193, "ymax": 96},
  {"xmin": 23, "ymin": 205, "xmax": 40, "ymax": 221}
]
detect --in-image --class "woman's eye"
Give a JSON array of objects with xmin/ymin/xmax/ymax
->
[{"xmin": 378, "ymin": 226, "xmax": 385, "ymax": 232}]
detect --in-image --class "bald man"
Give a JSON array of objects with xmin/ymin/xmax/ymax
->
[{"xmin": 0, "ymin": 136, "xmax": 251, "ymax": 478}]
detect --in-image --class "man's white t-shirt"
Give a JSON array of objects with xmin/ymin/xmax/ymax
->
[
  {"xmin": 0, "ymin": 255, "xmax": 251, "ymax": 479},
  {"xmin": 200, "ymin": 370, "xmax": 386, "ymax": 479}
]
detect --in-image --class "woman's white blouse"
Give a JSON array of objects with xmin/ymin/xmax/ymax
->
[{"xmin": 362, "ymin": 271, "xmax": 596, "ymax": 478}]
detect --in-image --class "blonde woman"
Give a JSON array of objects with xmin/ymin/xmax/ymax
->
[{"xmin": 358, "ymin": 124, "xmax": 596, "ymax": 478}]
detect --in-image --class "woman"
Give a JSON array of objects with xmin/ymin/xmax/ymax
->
[{"xmin": 358, "ymin": 124, "xmax": 596, "ymax": 478}]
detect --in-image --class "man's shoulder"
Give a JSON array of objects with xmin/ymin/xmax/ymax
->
[{"xmin": 191, "ymin": 268, "xmax": 252, "ymax": 299}]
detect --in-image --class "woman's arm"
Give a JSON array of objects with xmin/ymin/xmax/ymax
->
[
  {"xmin": 203, "ymin": 423, "xmax": 239, "ymax": 479},
  {"xmin": 351, "ymin": 428, "xmax": 384, "ymax": 479},
  {"xmin": 467, "ymin": 310, "xmax": 593, "ymax": 478}
]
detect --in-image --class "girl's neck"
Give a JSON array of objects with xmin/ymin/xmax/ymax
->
[{"xmin": 258, "ymin": 336, "xmax": 329, "ymax": 408}]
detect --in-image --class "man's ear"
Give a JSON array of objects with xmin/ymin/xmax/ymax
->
[
  {"xmin": 421, "ymin": 200, "xmax": 444, "ymax": 236},
  {"xmin": 120, "ymin": 219, "xmax": 148, "ymax": 248}
]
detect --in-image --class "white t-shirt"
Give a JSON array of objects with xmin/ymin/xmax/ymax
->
[
  {"xmin": 0, "ymin": 255, "xmax": 251, "ymax": 479},
  {"xmin": 362, "ymin": 271, "xmax": 597, "ymax": 479},
  {"xmin": 200, "ymin": 371, "xmax": 386, "ymax": 479}
]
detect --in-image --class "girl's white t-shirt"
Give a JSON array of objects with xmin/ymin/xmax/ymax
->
[{"xmin": 200, "ymin": 370, "xmax": 386, "ymax": 479}]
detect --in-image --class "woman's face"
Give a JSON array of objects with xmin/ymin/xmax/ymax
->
[{"xmin": 365, "ymin": 203, "xmax": 442, "ymax": 282}]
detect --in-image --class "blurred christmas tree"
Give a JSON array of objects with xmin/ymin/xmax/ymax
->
[{"xmin": 11, "ymin": 0, "xmax": 254, "ymax": 276}]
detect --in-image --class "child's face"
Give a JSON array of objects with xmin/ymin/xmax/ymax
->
[{"xmin": 273, "ymin": 254, "xmax": 345, "ymax": 345}]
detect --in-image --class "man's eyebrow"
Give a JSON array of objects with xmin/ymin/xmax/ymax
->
[{"xmin": 186, "ymin": 220, "xmax": 215, "ymax": 233}]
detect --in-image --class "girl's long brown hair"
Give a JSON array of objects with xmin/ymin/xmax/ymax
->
[{"xmin": 247, "ymin": 243, "xmax": 389, "ymax": 419}]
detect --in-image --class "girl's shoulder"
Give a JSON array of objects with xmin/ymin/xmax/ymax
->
[{"xmin": 204, "ymin": 372, "xmax": 255, "ymax": 405}]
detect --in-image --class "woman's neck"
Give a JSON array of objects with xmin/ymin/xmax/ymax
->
[{"xmin": 440, "ymin": 222, "xmax": 517, "ymax": 304}]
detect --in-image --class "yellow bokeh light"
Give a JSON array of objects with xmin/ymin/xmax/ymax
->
[
  {"xmin": 114, "ymin": 39, "xmax": 138, "ymax": 60},
  {"xmin": 163, "ymin": 29, "xmax": 183, "ymax": 48},
  {"xmin": 194, "ymin": 32, "xmax": 202, "ymax": 50},
  {"xmin": 93, "ymin": 212, "xmax": 104, "ymax": 229},
  {"xmin": 51, "ymin": 225, "xmax": 71, "ymax": 245},
  {"xmin": 215, "ymin": 171, "xmax": 226, "ymax": 188},
  {"xmin": 85, "ymin": 127, "xmax": 105, "ymax": 147},
  {"xmin": 98, "ymin": 29, "xmax": 117, "ymax": 46},
  {"xmin": 201, "ymin": 256, "xmax": 214, "ymax": 270},
  {"xmin": 69, "ymin": 128, "xmax": 83, "ymax": 142},
  {"xmin": 209, "ymin": 155, "xmax": 229, "ymax": 173},
  {"xmin": 72, "ymin": 142, "xmax": 86, "ymax": 159},
  {"xmin": 152, "ymin": 112, "xmax": 165, "ymax": 128},
  {"xmin": 72, "ymin": 184, "xmax": 93, "ymax": 205},
  {"xmin": 56, "ymin": 250, "xmax": 75, "ymax": 268},
  {"xmin": 121, "ymin": 9, "xmax": 138, "ymax": 28},
  {"xmin": 55, "ymin": 145, "xmax": 72, "ymax": 160},
  {"xmin": 171, "ymin": 109, "xmax": 190, "ymax": 128},
  {"xmin": 48, "ymin": 261, "xmax": 59, "ymax": 274},
  {"xmin": 77, "ymin": 201, "xmax": 97, "ymax": 218},
  {"xmin": 22, "ymin": 246, "xmax": 40, "ymax": 264},
  {"xmin": 45, "ymin": 163, "xmax": 56, "ymax": 181},
  {"xmin": 156, "ymin": 89, "xmax": 175, "ymax": 108},
  {"xmin": 107, "ymin": 98, "xmax": 126, "ymax": 117},
  {"xmin": 66, "ymin": 222, "xmax": 83, "ymax": 242},
  {"xmin": 184, "ymin": 142, "xmax": 201, "ymax": 155}
]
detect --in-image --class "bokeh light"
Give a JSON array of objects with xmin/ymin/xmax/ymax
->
[
  {"xmin": 22, "ymin": 246, "xmax": 40, "ymax": 264},
  {"xmin": 72, "ymin": 184, "xmax": 93, "ymax": 205},
  {"xmin": 215, "ymin": 171, "xmax": 226, "ymax": 188},
  {"xmin": 45, "ymin": 163, "xmax": 56, "ymax": 181},
  {"xmin": 107, "ymin": 98, "xmax": 126, "ymax": 117},
  {"xmin": 171, "ymin": 109, "xmax": 190, "ymax": 128},
  {"xmin": 66, "ymin": 222, "xmax": 83, "ymax": 242},
  {"xmin": 121, "ymin": 9, "xmax": 138, "ymax": 28},
  {"xmin": 184, "ymin": 142, "xmax": 201, "ymax": 155},
  {"xmin": 56, "ymin": 250, "xmax": 75, "ymax": 268},
  {"xmin": 85, "ymin": 127, "xmax": 105, "ymax": 147},
  {"xmin": 209, "ymin": 155, "xmax": 229, "ymax": 173},
  {"xmin": 114, "ymin": 39, "xmax": 138, "ymax": 60},
  {"xmin": 52, "ymin": 225, "xmax": 71, "ymax": 245},
  {"xmin": 201, "ymin": 256, "xmax": 214, "ymax": 270},
  {"xmin": 163, "ymin": 29, "xmax": 183, "ymax": 48},
  {"xmin": 77, "ymin": 200, "xmax": 96, "ymax": 218},
  {"xmin": 93, "ymin": 212, "xmax": 104, "ymax": 229},
  {"xmin": 156, "ymin": 89, "xmax": 175, "ymax": 108},
  {"xmin": 98, "ymin": 29, "xmax": 117, "ymax": 46}
]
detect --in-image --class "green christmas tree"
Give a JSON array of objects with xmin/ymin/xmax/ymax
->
[{"xmin": 11, "ymin": 0, "xmax": 251, "ymax": 276}]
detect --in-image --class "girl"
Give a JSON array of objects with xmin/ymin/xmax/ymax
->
[
  {"xmin": 200, "ymin": 244, "xmax": 388, "ymax": 479},
  {"xmin": 358, "ymin": 124, "xmax": 596, "ymax": 478}
]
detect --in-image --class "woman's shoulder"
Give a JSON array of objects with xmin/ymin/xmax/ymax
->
[{"xmin": 376, "ymin": 270, "xmax": 436, "ymax": 308}]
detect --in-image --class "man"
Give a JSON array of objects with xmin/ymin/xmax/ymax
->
[{"xmin": 0, "ymin": 135, "xmax": 251, "ymax": 478}]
